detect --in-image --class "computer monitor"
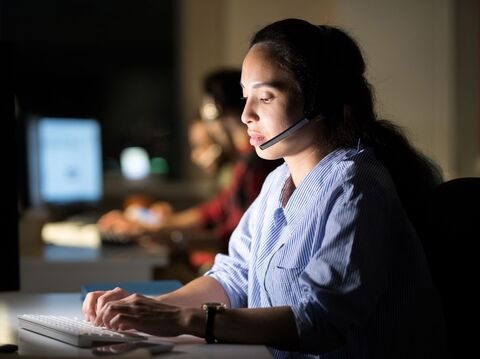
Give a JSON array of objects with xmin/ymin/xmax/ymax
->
[
  {"xmin": 0, "ymin": 42, "xmax": 19, "ymax": 292},
  {"xmin": 26, "ymin": 116, "xmax": 103, "ymax": 210}
]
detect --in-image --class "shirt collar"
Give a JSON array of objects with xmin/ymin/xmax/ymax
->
[{"xmin": 280, "ymin": 146, "xmax": 365, "ymax": 224}]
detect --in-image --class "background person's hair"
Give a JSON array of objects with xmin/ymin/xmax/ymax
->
[
  {"xmin": 200, "ymin": 69, "xmax": 245, "ymax": 162},
  {"xmin": 250, "ymin": 18, "xmax": 442, "ymax": 228},
  {"xmin": 203, "ymin": 69, "xmax": 244, "ymax": 117}
]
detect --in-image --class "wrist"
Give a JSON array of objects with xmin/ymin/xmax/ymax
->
[{"xmin": 179, "ymin": 307, "xmax": 204, "ymax": 337}]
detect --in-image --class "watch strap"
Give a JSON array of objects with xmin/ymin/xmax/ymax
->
[{"xmin": 202, "ymin": 303, "xmax": 225, "ymax": 344}]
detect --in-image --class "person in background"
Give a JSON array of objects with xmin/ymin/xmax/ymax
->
[
  {"xmin": 86, "ymin": 19, "xmax": 446, "ymax": 358},
  {"xmin": 98, "ymin": 69, "xmax": 282, "ymax": 256},
  {"xmin": 188, "ymin": 118, "xmax": 231, "ymax": 189}
]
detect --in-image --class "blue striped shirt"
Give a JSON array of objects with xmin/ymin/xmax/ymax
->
[{"xmin": 206, "ymin": 146, "xmax": 446, "ymax": 358}]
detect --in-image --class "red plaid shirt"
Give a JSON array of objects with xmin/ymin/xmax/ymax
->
[{"xmin": 197, "ymin": 149, "xmax": 281, "ymax": 252}]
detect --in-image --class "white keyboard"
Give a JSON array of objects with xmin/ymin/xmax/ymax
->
[{"xmin": 18, "ymin": 315, "xmax": 147, "ymax": 347}]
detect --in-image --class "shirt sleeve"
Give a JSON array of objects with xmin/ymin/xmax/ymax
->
[
  {"xmin": 291, "ymin": 176, "xmax": 393, "ymax": 353},
  {"xmin": 204, "ymin": 198, "xmax": 258, "ymax": 309}
]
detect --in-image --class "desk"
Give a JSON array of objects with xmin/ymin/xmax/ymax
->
[
  {"xmin": 0, "ymin": 292, "xmax": 272, "ymax": 358},
  {"xmin": 21, "ymin": 245, "xmax": 169, "ymax": 293}
]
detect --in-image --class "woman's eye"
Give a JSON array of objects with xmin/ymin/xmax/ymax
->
[{"xmin": 260, "ymin": 97, "xmax": 273, "ymax": 103}]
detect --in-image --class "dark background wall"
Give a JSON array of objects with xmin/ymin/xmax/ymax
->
[{"xmin": 1, "ymin": 0, "xmax": 180, "ymax": 180}]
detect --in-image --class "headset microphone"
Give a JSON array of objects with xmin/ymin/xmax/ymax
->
[{"xmin": 259, "ymin": 117, "xmax": 310, "ymax": 150}]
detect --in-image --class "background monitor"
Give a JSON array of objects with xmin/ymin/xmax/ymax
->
[{"xmin": 26, "ymin": 117, "xmax": 103, "ymax": 209}]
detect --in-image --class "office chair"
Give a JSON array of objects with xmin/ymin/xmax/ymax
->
[{"xmin": 415, "ymin": 177, "xmax": 480, "ymax": 357}]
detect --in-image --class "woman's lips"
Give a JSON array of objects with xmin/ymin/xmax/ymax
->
[{"xmin": 248, "ymin": 133, "xmax": 266, "ymax": 146}]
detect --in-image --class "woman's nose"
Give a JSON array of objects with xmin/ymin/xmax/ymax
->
[{"xmin": 241, "ymin": 99, "xmax": 258, "ymax": 125}]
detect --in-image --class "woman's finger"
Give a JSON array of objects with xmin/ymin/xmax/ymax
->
[
  {"xmin": 109, "ymin": 312, "xmax": 137, "ymax": 332},
  {"xmin": 95, "ymin": 292, "xmax": 143, "ymax": 328},
  {"xmin": 91, "ymin": 288, "xmax": 129, "ymax": 325},
  {"xmin": 82, "ymin": 291, "xmax": 106, "ymax": 322}
]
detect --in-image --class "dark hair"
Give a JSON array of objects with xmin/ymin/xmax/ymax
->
[
  {"xmin": 204, "ymin": 69, "xmax": 244, "ymax": 115},
  {"xmin": 251, "ymin": 18, "xmax": 442, "ymax": 227}
]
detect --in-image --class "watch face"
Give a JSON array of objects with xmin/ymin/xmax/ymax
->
[{"xmin": 202, "ymin": 302, "xmax": 226, "ymax": 311}]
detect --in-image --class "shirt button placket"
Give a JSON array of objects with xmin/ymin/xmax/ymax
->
[{"xmin": 263, "ymin": 207, "xmax": 286, "ymax": 306}]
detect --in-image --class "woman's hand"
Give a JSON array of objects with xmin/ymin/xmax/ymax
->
[
  {"xmin": 82, "ymin": 287, "xmax": 131, "ymax": 323},
  {"xmin": 93, "ymin": 293, "xmax": 192, "ymax": 337}
]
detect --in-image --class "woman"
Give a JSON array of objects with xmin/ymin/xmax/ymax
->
[{"xmin": 84, "ymin": 19, "xmax": 446, "ymax": 358}]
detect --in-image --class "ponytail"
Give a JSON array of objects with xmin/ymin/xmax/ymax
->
[{"xmin": 364, "ymin": 120, "xmax": 443, "ymax": 227}]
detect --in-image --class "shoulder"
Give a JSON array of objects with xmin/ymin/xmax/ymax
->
[
  {"xmin": 317, "ymin": 147, "xmax": 398, "ymax": 204},
  {"xmin": 344, "ymin": 148, "xmax": 395, "ymax": 189}
]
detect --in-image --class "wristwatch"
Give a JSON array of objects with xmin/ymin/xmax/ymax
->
[{"xmin": 201, "ymin": 302, "xmax": 227, "ymax": 343}]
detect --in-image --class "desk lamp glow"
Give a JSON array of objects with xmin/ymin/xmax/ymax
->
[{"xmin": 120, "ymin": 147, "xmax": 150, "ymax": 180}]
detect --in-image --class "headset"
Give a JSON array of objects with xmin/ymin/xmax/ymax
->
[{"xmin": 259, "ymin": 117, "xmax": 311, "ymax": 150}]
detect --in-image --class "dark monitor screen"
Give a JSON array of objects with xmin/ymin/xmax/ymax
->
[
  {"xmin": 26, "ymin": 116, "xmax": 103, "ymax": 207},
  {"xmin": 0, "ymin": 42, "xmax": 20, "ymax": 292}
]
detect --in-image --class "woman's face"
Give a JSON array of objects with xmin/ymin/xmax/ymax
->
[{"xmin": 241, "ymin": 44, "xmax": 314, "ymax": 160}]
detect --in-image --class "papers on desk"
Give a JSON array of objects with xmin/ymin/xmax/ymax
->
[{"xmin": 41, "ymin": 222, "xmax": 101, "ymax": 248}]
